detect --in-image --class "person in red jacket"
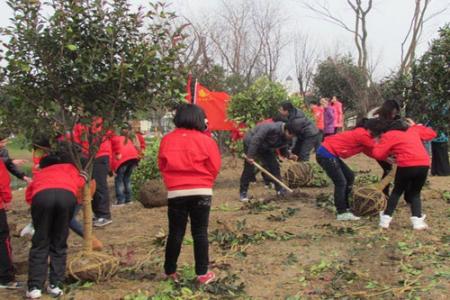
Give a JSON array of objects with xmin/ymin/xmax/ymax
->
[
  {"xmin": 331, "ymin": 96, "xmax": 344, "ymax": 133},
  {"xmin": 311, "ymin": 100, "xmax": 324, "ymax": 141},
  {"xmin": 111, "ymin": 124, "xmax": 142, "ymax": 206},
  {"xmin": 25, "ymin": 141, "xmax": 87, "ymax": 299},
  {"xmin": 158, "ymin": 104, "xmax": 221, "ymax": 285},
  {"xmin": 0, "ymin": 159, "xmax": 19, "ymax": 289},
  {"xmin": 72, "ymin": 117, "xmax": 114, "ymax": 227},
  {"xmin": 316, "ymin": 124, "xmax": 376, "ymax": 221},
  {"xmin": 371, "ymin": 119, "xmax": 436, "ymax": 230}
]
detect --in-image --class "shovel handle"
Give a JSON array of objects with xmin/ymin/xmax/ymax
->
[{"xmin": 243, "ymin": 155, "xmax": 293, "ymax": 193}]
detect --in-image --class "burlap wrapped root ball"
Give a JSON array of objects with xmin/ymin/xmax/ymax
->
[
  {"xmin": 351, "ymin": 186, "xmax": 387, "ymax": 216},
  {"xmin": 67, "ymin": 251, "xmax": 119, "ymax": 282},
  {"xmin": 138, "ymin": 179, "xmax": 168, "ymax": 208},
  {"xmin": 282, "ymin": 161, "xmax": 314, "ymax": 189}
]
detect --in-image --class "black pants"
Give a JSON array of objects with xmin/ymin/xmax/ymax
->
[
  {"xmin": 377, "ymin": 160, "xmax": 393, "ymax": 196},
  {"xmin": 384, "ymin": 166, "xmax": 428, "ymax": 217},
  {"xmin": 292, "ymin": 134, "xmax": 321, "ymax": 161},
  {"xmin": 431, "ymin": 142, "xmax": 450, "ymax": 176},
  {"xmin": 0, "ymin": 209, "xmax": 14, "ymax": 284},
  {"xmin": 240, "ymin": 149, "xmax": 281, "ymax": 194},
  {"xmin": 164, "ymin": 195, "xmax": 211, "ymax": 276},
  {"xmin": 316, "ymin": 156, "xmax": 354, "ymax": 214},
  {"xmin": 92, "ymin": 155, "xmax": 111, "ymax": 219},
  {"xmin": 28, "ymin": 189, "xmax": 76, "ymax": 289}
]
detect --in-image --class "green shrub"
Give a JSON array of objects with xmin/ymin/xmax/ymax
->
[{"xmin": 131, "ymin": 139, "xmax": 160, "ymax": 199}]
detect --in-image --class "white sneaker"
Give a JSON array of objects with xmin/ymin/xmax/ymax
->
[
  {"xmin": 47, "ymin": 284, "xmax": 63, "ymax": 297},
  {"xmin": 20, "ymin": 223, "xmax": 35, "ymax": 237},
  {"xmin": 410, "ymin": 215, "xmax": 428, "ymax": 230},
  {"xmin": 379, "ymin": 212, "xmax": 392, "ymax": 229},
  {"xmin": 336, "ymin": 212, "xmax": 361, "ymax": 221},
  {"xmin": 26, "ymin": 288, "xmax": 42, "ymax": 299}
]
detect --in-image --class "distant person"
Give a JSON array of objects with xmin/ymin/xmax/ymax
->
[
  {"xmin": 311, "ymin": 101, "xmax": 324, "ymax": 141},
  {"xmin": 322, "ymin": 98, "xmax": 335, "ymax": 138},
  {"xmin": 331, "ymin": 96, "xmax": 344, "ymax": 133},
  {"xmin": 0, "ymin": 131, "xmax": 32, "ymax": 184},
  {"xmin": 431, "ymin": 130, "xmax": 450, "ymax": 176},
  {"xmin": 158, "ymin": 104, "xmax": 221, "ymax": 285},
  {"xmin": 278, "ymin": 101, "xmax": 320, "ymax": 161}
]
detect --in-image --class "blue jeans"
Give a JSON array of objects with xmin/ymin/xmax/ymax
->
[
  {"xmin": 115, "ymin": 159, "xmax": 138, "ymax": 204},
  {"xmin": 69, "ymin": 204, "xmax": 83, "ymax": 237}
]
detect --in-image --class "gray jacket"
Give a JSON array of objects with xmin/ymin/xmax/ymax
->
[
  {"xmin": 288, "ymin": 109, "xmax": 319, "ymax": 138},
  {"xmin": 244, "ymin": 122, "xmax": 289, "ymax": 158}
]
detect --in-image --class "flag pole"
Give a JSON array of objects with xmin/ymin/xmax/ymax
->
[{"xmin": 193, "ymin": 79, "xmax": 198, "ymax": 104}]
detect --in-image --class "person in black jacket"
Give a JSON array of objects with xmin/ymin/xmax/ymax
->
[
  {"xmin": 239, "ymin": 122, "xmax": 297, "ymax": 201},
  {"xmin": 0, "ymin": 133, "xmax": 32, "ymax": 184},
  {"xmin": 278, "ymin": 101, "xmax": 321, "ymax": 161}
]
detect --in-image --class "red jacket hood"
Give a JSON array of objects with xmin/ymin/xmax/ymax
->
[
  {"xmin": 111, "ymin": 135, "xmax": 140, "ymax": 171},
  {"xmin": 321, "ymin": 127, "xmax": 375, "ymax": 158},
  {"xmin": 158, "ymin": 128, "xmax": 221, "ymax": 192},
  {"xmin": 372, "ymin": 125, "xmax": 436, "ymax": 167}
]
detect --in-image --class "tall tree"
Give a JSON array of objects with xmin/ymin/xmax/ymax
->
[
  {"xmin": 1, "ymin": 0, "xmax": 184, "ymax": 255},
  {"xmin": 293, "ymin": 33, "xmax": 318, "ymax": 96}
]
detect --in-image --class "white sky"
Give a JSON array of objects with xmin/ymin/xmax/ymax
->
[{"xmin": 0, "ymin": 0, "xmax": 448, "ymax": 80}]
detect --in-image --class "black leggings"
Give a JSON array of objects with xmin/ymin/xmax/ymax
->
[
  {"xmin": 384, "ymin": 166, "xmax": 428, "ymax": 217},
  {"xmin": 164, "ymin": 195, "xmax": 211, "ymax": 276},
  {"xmin": 377, "ymin": 160, "xmax": 393, "ymax": 196}
]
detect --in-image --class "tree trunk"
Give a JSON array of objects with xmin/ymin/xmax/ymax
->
[{"xmin": 82, "ymin": 183, "xmax": 93, "ymax": 253}]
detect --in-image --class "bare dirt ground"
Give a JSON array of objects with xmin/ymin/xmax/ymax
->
[{"xmin": 1, "ymin": 154, "xmax": 449, "ymax": 299}]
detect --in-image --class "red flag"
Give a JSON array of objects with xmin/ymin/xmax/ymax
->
[
  {"xmin": 195, "ymin": 83, "xmax": 235, "ymax": 131},
  {"xmin": 185, "ymin": 74, "xmax": 192, "ymax": 103}
]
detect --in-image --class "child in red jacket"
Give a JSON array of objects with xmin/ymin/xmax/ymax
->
[
  {"xmin": 25, "ymin": 140, "xmax": 86, "ymax": 299},
  {"xmin": 316, "ymin": 125, "xmax": 375, "ymax": 221},
  {"xmin": 0, "ymin": 159, "xmax": 19, "ymax": 289},
  {"xmin": 372, "ymin": 120, "xmax": 436, "ymax": 230},
  {"xmin": 158, "ymin": 104, "xmax": 221, "ymax": 285}
]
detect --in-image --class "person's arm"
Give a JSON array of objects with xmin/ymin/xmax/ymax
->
[
  {"xmin": 410, "ymin": 125, "xmax": 437, "ymax": 142},
  {"xmin": 371, "ymin": 134, "xmax": 392, "ymax": 161},
  {"xmin": 205, "ymin": 137, "xmax": 222, "ymax": 179}
]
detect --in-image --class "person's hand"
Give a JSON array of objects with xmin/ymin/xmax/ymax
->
[
  {"xmin": 115, "ymin": 153, "xmax": 122, "ymax": 161},
  {"xmin": 246, "ymin": 157, "xmax": 255, "ymax": 165},
  {"xmin": 405, "ymin": 118, "xmax": 415, "ymax": 126},
  {"xmin": 13, "ymin": 159, "xmax": 27, "ymax": 166},
  {"xmin": 23, "ymin": 176, "xmax": 32, "ymax": 184},
  {"xmin": 289, "ymin": 154, "xmax": 298, "ymax": 161},
  {"xmin": 386, "ymin": 156, "xmax": 396, "ymax": 165}
]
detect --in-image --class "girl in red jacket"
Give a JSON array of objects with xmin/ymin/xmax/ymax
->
[
  {"xmin": 158, "ymin": 104, "xmax": 221, "ymax": 285},
  {"xmin": 25, "ymin": 140, "xmax": 86, "ymax": 299},
  {"xmin": 372, "ymin": 120, "xmax": 436, "ymax": 230},
  {"xmin": 316, "ymin": 125, "xmax": 375, "ymax": 221},
  {"xmin": 111, "ymin": 124, "xmax": 145, "ymax": 206}
]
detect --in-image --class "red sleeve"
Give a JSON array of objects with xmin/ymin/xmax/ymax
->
[
  {"xmin": 355, "ymin": 128, "xmax": 375, "ymax": 157},
  {"xmin": 25, "ymin": 184, "xmax": 33, "ymax": 205},
  {"xmin": 205, "ymin": 137, "xmax": 221, "ymax": 179},
  {"xmin": 137, "ymin": 133, "xmax": 146, "ymax": 152},
  {"xmin": 410, "ymin": 125, "xmax": 437, "ymax": 142},
  {"xmin": 372, "ymin": 134, "xmax": 394, "ymax": 161}
]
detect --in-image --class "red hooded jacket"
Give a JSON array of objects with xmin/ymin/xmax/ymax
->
[
  {"xmin": 321, "ymin": 127, "xmax": 375, "ymax": 159},
  {"xmin": 0, "ymin": 160, "xmax": 12, "ymax": 210},
  {"xmin": 158, "ymin": 128, "xmax": 221, "ymax": 198},
  {"xmin": 372, "ymin": 125, "xmax": 436, "ymax": 167},
  {"xmin": 25, "ymin": 163, "xmax": 85, "ymax": 204},
  {"xmin": 111, "ymin": 135, "xmax": 141, "ymax": 171},
  {"xmin": 311, "ymin": 105, "xmax": 324, "ymax": 130},
  {"xmin": 72, "ymin": 118, "xmax": 114, "ymax": 158}
]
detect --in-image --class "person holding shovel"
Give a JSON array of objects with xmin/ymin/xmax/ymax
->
[{"xmin": 239, "ymin": 121, "xmax": 297, "ymax": 202}]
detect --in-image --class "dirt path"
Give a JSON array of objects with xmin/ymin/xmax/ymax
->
[{"xmin": 1, "ymin": 154, "xmax": 449, "ymax": 299}]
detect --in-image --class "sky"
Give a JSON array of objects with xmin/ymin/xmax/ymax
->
[{"xmin": 0, "ymin": 0, "xmax": 448, "ymax": 81}]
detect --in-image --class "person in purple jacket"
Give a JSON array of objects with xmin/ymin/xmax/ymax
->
[{"xmin": 322, "ymin": 98, "xmax": 335, "ymax": 137}]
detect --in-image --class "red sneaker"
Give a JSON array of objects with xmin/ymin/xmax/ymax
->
[
  {"xmin": 163, "ymin": 272, "xmax": 180, "ymax": 283},
  {"xmin": 197, "ymin": 271, "xmax": 216, "ymax": 285}
]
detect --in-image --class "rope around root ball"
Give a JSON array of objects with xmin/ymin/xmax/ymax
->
[
  {"xmin": 351, "ymin": 187, "xmax": 387, "ymax": 216},
  {"xmin": 67, "ymin": 251, "xmax": 119, "ymax": 282},
  {"xmin": 281, "ymin": 161, "xmax": 314, "ymax": 188}
]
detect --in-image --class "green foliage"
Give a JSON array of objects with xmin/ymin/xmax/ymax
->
[
  {"xmin": 242, "ymin": 201, "xmax": 280, "ymax": 214},
  {"xmin": 442, "ymin": 191, "xmax": 450, "ymax": 204},
  {"xmin": 131, "ymin": 139, "xmax": 160, "ymax": 199},
  {"xmin": 228, "ymin": 76, "xmax": 288, "ymax": 127},
  {"xmin": 355, "ymin": 174, "xmax": 379, "ymax": 185},
  {"xmin": 313, "ymin": 56, "xmax": 367, "ymax": 112},
  {"xmin": 267, "ymin": 207, "xmax": 299, "ymax": 222},
  {"xmin": 379, "ymin": 73, "xmax": 412, "ymax": 105},
  {"xmin": 307, "ymin": 162, "xmax": 330, "ymax": 187},
  {"xmin": 0, "ymin": 0, "xmax": 185, "ymax": 170},
  {"xmin": 408, "ymin": 24, "xmax": 450, "ymax": 132}
]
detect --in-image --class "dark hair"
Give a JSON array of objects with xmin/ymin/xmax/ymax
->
[
  {"xmin": 32, "ymin": 135, "xmax": 51, "ymax": 150},
  {"xmin": 355, "ymin": 117, "xmax": 370, "ymax": 129},
  {"xmin": 280, "ymin": 101, "xmax": 295, "ymax": 112},
  {"xmin": 376, "ymin": 99, "xmax": 401, "ymax": 121},
  {"xmin": 173, "ymin": 103, "xmax": 206, "ymax": 131},
  {"xmin": 272, "ymin": 113, "xmax": 288, "ymax": 123},
  {"xmin": 364, "ymin": 118, "xmax": 385, "ymax": 137}
]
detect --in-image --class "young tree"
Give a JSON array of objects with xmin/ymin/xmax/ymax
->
[{"xmin": 1, "ymin": 0, "xmax": 184, "ymax": 256}]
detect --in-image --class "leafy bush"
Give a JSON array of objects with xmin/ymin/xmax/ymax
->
[{"xmin": 130, "ymin": 139, "xmax": 161, "ymax": 199}]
